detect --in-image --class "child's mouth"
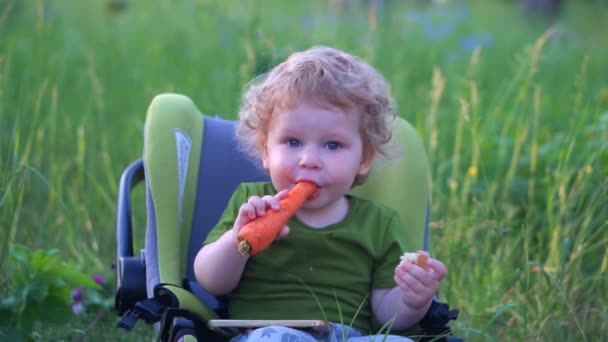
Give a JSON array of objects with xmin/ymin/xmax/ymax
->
[{"xmin": 308, "ymin": 188, "xmax": 321, "ymax": 200}]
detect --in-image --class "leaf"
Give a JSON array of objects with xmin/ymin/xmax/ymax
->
[
  {"xmin": 52, "ymin": 266, "xmax": 101, "ymax": 290},
  {"xmin": 48, "ymin": 283, "xmax": 72, "ymax": 304},
  {"xmin": 87, "ymin": 289, "xmax": 106, "ymax": 306},
  {"xmin": 483, "ymin": 303, "xmax": 517, "ymax": 331},
  {"xmin": 9, "ymin": 244, "xmax": 30, "ymax": 267},
  {"xmin": 26, "ymin": 279, "xmax": 49, "ymax": 303},
  {"xmin": 31, "ymin": 249, "xmax": 60, "ymax": 273},
  {"xmin": 46, "ymin": 248, "xmax": 61, "ymax": 257},
  {"xmin": 21, "ymin": 296, "xmax": 72, "ymax": 325},
  {"xmin": 35, "ymin": 296, "xmax": 73, "ymax": 324}
]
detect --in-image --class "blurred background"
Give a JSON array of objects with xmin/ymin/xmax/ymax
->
[{"xmin": 1, "ymin": 0, "xmax": 607, "ymax": 340}]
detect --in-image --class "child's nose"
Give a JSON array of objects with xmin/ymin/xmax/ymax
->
[{"xmin": 298, "ymin": 147, "xmax": 321, "ymax": 169}]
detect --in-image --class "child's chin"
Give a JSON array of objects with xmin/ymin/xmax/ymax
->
[{"xmin": 301, "ymin": 198, "xmax": 323, "ymax": 210}]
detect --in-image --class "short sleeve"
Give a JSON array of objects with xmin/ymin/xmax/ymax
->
[
  {"xmin": 203, "ymin": 183, "xmax": 248, "ymax": 245},
  {"xmin": 203, "ymin": 182, "xmax": 276, "ymax": 245},
  {"xmin": 372, "ymin": 212, "xmax": 408, "ymax": 289}
]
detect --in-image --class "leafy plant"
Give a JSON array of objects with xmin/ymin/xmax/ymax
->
[
  {"xmin": 0, "ymin": 244, "xmax": 100, "ymax": 341},
  {"xmin": 70, "ymin": 273, "xmax": 113, "ymax": 316}
]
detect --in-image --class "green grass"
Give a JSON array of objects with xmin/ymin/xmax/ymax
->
[{"xmin": 1, "ymin": 0, "xmax": 607, "ymax": 340}]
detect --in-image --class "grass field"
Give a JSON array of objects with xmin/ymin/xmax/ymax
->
[{"xmin": 1, "ymin": 0, "xmax": 607, "ymax": 341}]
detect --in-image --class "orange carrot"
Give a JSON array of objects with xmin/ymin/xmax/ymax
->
[
  {"xmin": 237, "ymin": 181, "xmax": 318, "ymax": 255},
  {"xmin": 416, "ymin": 251, "xmax": 429, "ymax": 270}
]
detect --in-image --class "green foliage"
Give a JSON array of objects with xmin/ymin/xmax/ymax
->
[
  {"xmin": 0, "ymin": 0, "xmax": 606, "ymax": 340},
  {"xmin": 0, "ymin": 244, "xmax": 100, "ymax": 341},
  {"xmin": 71, "ymin": 274, "xmax": 114, "ymax": 316}
]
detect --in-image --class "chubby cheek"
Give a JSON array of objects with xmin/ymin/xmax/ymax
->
[
  {"xmin": 341, "ymin": 159, "xmax": 366, "ymax": 181},
  {"xmin": 266, "ymin": 158, "xmax": 294, "ymax": 189}
]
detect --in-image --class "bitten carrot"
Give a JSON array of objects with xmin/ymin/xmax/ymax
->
[{"xmin": 237, "ymin": 181, "xmax": 318, "ymax": 255}]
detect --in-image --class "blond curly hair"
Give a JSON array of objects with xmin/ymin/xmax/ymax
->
[{"xmin": 236, "ymin": 46, "xmax": 395, "ymax": 185}]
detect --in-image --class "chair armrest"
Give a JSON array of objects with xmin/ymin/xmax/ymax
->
[
  {"xmin": 114, "ymin": 159, "xmax": 146, "ymax": 315},
  {"xmin": 116, "ymin": 159, "xmax": 145, "ymax": 258}
]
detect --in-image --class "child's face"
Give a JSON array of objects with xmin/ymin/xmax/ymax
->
[{"xmin": 262, "ymin": 100, "xmax": 374, "ymax": 217}]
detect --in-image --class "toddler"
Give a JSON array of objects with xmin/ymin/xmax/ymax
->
[{"xmin": 194, "ymin": 46, "xmax": 446, "ymax": 341}]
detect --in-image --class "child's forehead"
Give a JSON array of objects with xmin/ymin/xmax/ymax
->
[
  {"xmin": 270, "ymin": 115, "xmax": 361, "ymax": 140},
  {"xmin": 269, "ymin": 101, "xmax": 363, "ymax": 132},
  {"xmin": 274, "ymin": 97, "xmax": 358, "ymax": 117}
]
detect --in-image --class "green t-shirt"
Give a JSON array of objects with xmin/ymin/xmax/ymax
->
[{"xmin": 204, "ymin": 182, "xmax": 408, "ymax": 333}]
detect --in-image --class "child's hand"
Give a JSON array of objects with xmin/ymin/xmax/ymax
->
[
  {"xmin": 234, "ymin": 190, "xmax": 290, "ymax": 237},
  {"xmin": 393, "ymin": 251, "xmax": 446, "ymax": 310}
]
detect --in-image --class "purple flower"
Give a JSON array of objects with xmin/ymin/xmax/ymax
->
[
  {"xmin": 71, "ymin": 288, "xmax": 83, "ymax": 303},
  {"xmin": 92, "ymin": 274, "xmax": 105, "ymax": 286},
  {"xmin": 72, "ymin": 302, "xmax": 84, "ymax": 315}
]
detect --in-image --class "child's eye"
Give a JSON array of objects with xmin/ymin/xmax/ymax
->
[
  {"xmin": 286, "ymin": 138, "xmax": 302, "ymax": 147},
  {"xmin": 324, "ymin": 141, "xmax": 341, "ymax": 150}
]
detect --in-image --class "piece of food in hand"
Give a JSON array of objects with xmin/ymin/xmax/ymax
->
[
  {"xmin": 399, "ymin": 251, "xmax": 429, "ymax": 269},
  {"xmin": 236, "ymin": 181, "xmax": 318, "ymax": 255}
]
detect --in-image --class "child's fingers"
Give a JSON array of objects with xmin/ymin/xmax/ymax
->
[
  {"xmin": 396, "ymin": 262, "xmax": 428, "ymax": 290},
  {"xmin": 394, "ymin": 269, "xmax": 429, "ymax": 309},
  {"xmin": 275, "ymin": 189, "xmax": 289, "ymax": 200},
  {"xmin": 239, "ymin": 202, "xmax": 257, "ymax": 220},
  {"xmin": 237, "ymin": 192, "xmax": 289, "ymax": 228},
  {"xmin": 247, "ymin": 196, "xmax": 268, "ymax": 216},
  {"xmin": 396, "ymin": 262, "xmax": 441, "ymax": 300},
  {"xmin": 394, "ymin": 265, "xmax": 438, "ymax": 309},
  {"xmin": 416, "ymin": 250, "xmax": 430, "ymax": 258},
  {"xmin": 261, "ymin": 195, "xmax": 281, "ymax": 211},
  {"xmin": 276, "ymin": 226, "xmax": 290, "ymax": 239},
  {"xmin": 427, "ymin": 259, "xmax": 447, "ymax": 281},
  {"xmin": 411, "ymin": 251, "xmax": 446, "ymax": 281},
  {"xmin": 397, "ymin": 259, "xmax": 428, "ymax": 279},
  {"xmin": 394, "ymin": 273, "xmax": 406, "ymax": 289}
]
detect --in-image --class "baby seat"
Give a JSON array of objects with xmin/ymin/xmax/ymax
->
[{"xmin": 113, "ymin": 93, "xmax": 459, "ymax": 341}]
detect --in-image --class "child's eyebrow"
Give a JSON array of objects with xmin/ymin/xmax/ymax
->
[{"xmin": 274, "ymin": 128, "xmax": 300, "ymax": 136}]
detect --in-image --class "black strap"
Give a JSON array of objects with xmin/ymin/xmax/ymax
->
[
  {"xmin": 418, "ymin": 300, "xmax": 460, "ymax": 340},
  {"xmin": 116, "ymin": 297, "xmax": 167, "ymax": 330},
  {"xmin": 116, "ymin": 283, "xmax": 180, "ymax": 330}
]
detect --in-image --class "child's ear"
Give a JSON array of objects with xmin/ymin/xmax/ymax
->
[
  {"xmin": 260, "ymin": 138, "xmax": 269, "ymax": 169},
  {"xmin": 358, "ymin": 146, "xmax": 375, "ymax": 176}
]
